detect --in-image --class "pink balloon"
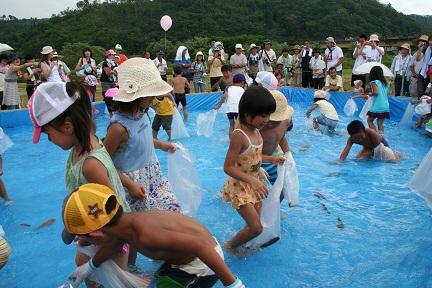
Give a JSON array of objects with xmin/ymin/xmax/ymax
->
[{"xmin": 160, "ymin": 15, "xmax": 172, "ymax": 32}]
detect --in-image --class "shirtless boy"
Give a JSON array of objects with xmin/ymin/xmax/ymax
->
[
  {"xmin": 64, "ymin": 184, "xmax": 244, "ymax": 288},
  {"xmin": 339, "ymin": 120, "xmax": 400, "ymax": 163},
  {"xmin": 172, "ymin": 66, "xmax": 191, "ymax": 121}
]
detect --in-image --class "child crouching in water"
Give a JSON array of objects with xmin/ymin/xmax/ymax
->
[
  {"xmin": 306, "ymin": 90, "xmax": 339, "ymax": 133},
  {"xmin": 221, "ymin": 86, "xmax": 278, "ymax": 250}
]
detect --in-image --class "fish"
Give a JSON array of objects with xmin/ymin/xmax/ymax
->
[
  {"xmin": 19, "ymin": 224, "xmax": 31, "ymax": 227},
  {"xmin": 336, "ymin": 217, "xmax": 345, "ymax": 230},
  {"xmin": 33, "ymin": 218, "xmax": 55, "ymax": 231},
  {"xmin": 321, "ymin": 203, "xmax": 330, "ymax": 214},
  {"xmin": 298, "ymin": 144, "xmax": 311, "ymax": 152},
  {"xmin": 326, "ymin": 171, "xmax": 348, "ymax": 177},
  {"xmin": 314, "ymin": 192, "xmax": 327, "ymax": 201}
]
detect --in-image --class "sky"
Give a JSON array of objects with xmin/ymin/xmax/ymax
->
[{"xmin": 0, "ymin": 0, "xmax": 431, "ymax": 19}]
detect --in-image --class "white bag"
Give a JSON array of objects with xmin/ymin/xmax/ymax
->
[
  {"xmin": 244, "ymin": 73, "xmax": 253, "ymax": 85},
  {"xmin": 0, "ymin": 128, "xmax": 13, "ymax": 155},
  {"xmin": 359, "ymin": 96, "xmax": 373, "ymax": 120},
  {"xmin": 283, "ymin": 152, "xmax": 299, "ymax": 206},
  {"xmin": 408, "ymin": 148, "xmax": 432, "ymax": 209},
  {"xmin": 415, "ymin": 102, "xmax": 432, "ymax": 116},
  {"xmin": 400, "ymin": 103, "xmax": 415, "ymax": 126},
  {"xmin": 196, "ymin": 109, "xmax": 218, "ymax": 137},
  {"xmin": 343, "ymin": 98, "xmax": 358, "ymax": 117},
  {"xmin": 168, "ymin": 143, "xmax": 202, "ymax": 216},
  {"xmin": 171, "ymin": 109, "xmax": 189, "ymax": 139}
]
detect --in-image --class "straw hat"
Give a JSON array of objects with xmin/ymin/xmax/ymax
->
[
  {"xmin": 369, "ymin": 34, "xmax": 380, "ymax": 42},
  {"xmin": 314, "ymin": 90, "xmax": 328, "ymax": 100},
  {"xmin": 113, "ymin": 58, "xmax": 173, "ymax": 102},
  {"xmin": 270, "ymin": 90, "xmax": 294, "ymax": 122},
  {"xmin": 250, "ymin": 43, "xmax": 258, "ymax": 50},
  {"xmin": 293, "ymin": 45, "xmax": 302, "ymax": 51},
  {"xmin": 419, "ymin": 35, "xmax": 429, "ymax": 42},
  {"xmin": 400, "ymin": 43, "xmax": 411, "ymax": 50},
  {"xmin": 40, "ymin": 46, "xmax": 54, "ymax": 55}
]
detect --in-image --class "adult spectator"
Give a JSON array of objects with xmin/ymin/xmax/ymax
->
[
  {"xmin": 174, "ymin": 46, "xmax": 192, "ymax": 93},
  {"xmin": 22, "ymin": 54, "xmax": 41, "ymax": 99},
  {"xmin": 208, "ymin": 39, "xmax": 216, "ymax": 57},
  {"xmin": 191, "ymin": 51, "xmax": 207, "ymax": 93},
  {"xmin": 230, "ymin": 44, "xmax": 247, "ymax": 76},
  {"xmin": 115, "ymin": 44, "xmax": 128, "ymax": 65},
  {"xmin": 208, "ymin": 47, "xmax": 225, "ymax": 91},
  {"xmin": 75, "ymin": 48, "xmax": 97, "ymax": 78},
  {"xmin": 100, "ymin": 49, "xmax": 118, "ymax": 113},
  {"xmin": 301, "ymin": 40, "xmax": 313, "ymax": 88},
  {"xmin": 390, "ymin": 43, "xmax": 412, "ymax": 96},
  {"xmin": 143, "ymin": 51, "xmax": 151, "ymax": 59},
  {"xmin": 419, "ymin": 35, "xmax": 432, "ymax": 95},
  {"xmin": 247, "ymin": 43, "xmax": 260, "ymax": 82},
  {"xmin": 277, "ymin": 47, "xmax": 292, "ymax": 85},
  {"xmin": 291, "ymin": 45, "xmax": 302, "ymax": 87},
  {"xmin": 324, "ymin": 37, "xmax": 344, "ymax": 75},
  {"xmin": 40, "ymin": 46, "xmax": 63, "ymax": 83},
  {"xmin": 310, "ymin": 49, "xmax": 326, "ymax": 89},
  {"xmin": 409, "ymin": 35, "xmax": 429, "ymax": 97},
  {"xmin": 153, "ymin": 50, "xmax": 167, "ymax": 82},
  {"xmin": 0, "ymin": 55, "xmax": 8, "ymax": 109},
  {"xmin": 3, "ymin": 54, "xmax": 34, "ymax": 109},
  {"xmin": 259, "ymin": 39, "xmax": 276, "ymax": 72},
  {"xmin": 363, "ymin": 34, "xmax": 384, "ymax": 63},
  {"xmin": 52, "ymin": 51, "xmax": 70, "ymax": 83},
  {"xmin": 323, "ymin": 67, "xmax": 343, "ymax": 91},
  {"xmin": 352, "ymin": 34, "xmax": 368, "ymax": 87}
]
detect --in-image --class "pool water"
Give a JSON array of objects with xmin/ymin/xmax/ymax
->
[{"xmin": 1, "ymin": 99, "xmax": 432, "ymax": 287}]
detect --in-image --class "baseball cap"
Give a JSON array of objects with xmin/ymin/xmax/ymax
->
[
  {"xmin": 235, "ymin": 44, "xmax": 243, "ymax": 49},
  {"xmin": 28, "ymin": 82, "xmax": 78, "ymax": 144},
  {"xmin": 255, "ymin": 71, "xmax": 278, "ymax": 91},
  {"xmin": 62, "ymin": 183, "xmax": 121, "ymax": 244},
  {"xmin": 233, "ymin": 73, "xmax": 246, "ymax": 83},
  {"xmin": 115, "ymin": 44, "xmax": 122, "ymax": 51}
]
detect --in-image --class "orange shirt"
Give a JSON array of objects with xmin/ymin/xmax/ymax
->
[{"xmin": 117, "ymin": 53, "xmax": 128, "ymax": 65}]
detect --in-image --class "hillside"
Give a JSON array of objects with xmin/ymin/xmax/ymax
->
[{"xmin": 0, "ymin": 0, "xmax": 426, "ymax": 58}]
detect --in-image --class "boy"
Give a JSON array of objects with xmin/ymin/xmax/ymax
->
[
  {"xmin": 339, "ymin": 120, "xmax": 400, "ymax": 163},
  {"xmin": 172, "ymin": 66, "xmax": 191, "ymax": 121},
  {"xmin": 64, "ymin": 184, "xmax": 245, "ymax": 288},
  {"xmin": 214, "ymin": 74, "xmax": 246, "ymax": 136},
  {"xmin": 323, "ymin": 67, "xmax": 344, "ymax": 92},
  {"xmin": 152, "ymin": 93, "xmax": 175, "ymax": 140},
  {"xmin": 211, "ymin": 64, "xmax": 233, "ymax": 92}
]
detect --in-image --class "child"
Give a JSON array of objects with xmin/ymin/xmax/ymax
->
[
  {"xmin": 411, "ymin": 95, "xmax": 432, "ymax": 128},
  {"xmin": 323, "ymin": 67, "xmax": 344, "ymax": 92},
  {"xmin": 104, "ymin": 58, "xmax": 181, "ymax": 268},
  {"xmin": 152, "ymin": 93, "xmax": 176, "ymax": 139},
  {"xmin": 353, "ymin": 80, "xmax": 364, "ymax": 95},
  {"xmin": 366, "ymin": 66, "xmax": 390, "ymax": 134},
  {"xmin": 63, "ymin": 184, "xmax": 245, "ymax": 288},
  {"xmin": 221, "ymin": 86, "xmax": 278, "ymax": 250},
  {"xmin": 214, "ymin": 74, "xmax": 246, "ymax": 136},
  {"xmin": 172, "ymin": 66, "xmax": 191, "ymax": 121},
  {"xmin": 29, "ymin": 81, "xmax": 132, "ymax": 287},
  {"xmin": 0, "ymin": 128, "xmax": 13, "ymax": 205},
  {"xmin": 211, "ymin": 64, "xmax": 233, "ymax": 92},
  {"xmin": 339, "ymin": 120, "xmax": 400, "ymax": 162},
  {"xmin": 274, "ymin": 70, "xmax": 286, "ymax": 87},
  {"xmin": 306, "ymin": 90, "xmax": 339, "ymax": 133}
]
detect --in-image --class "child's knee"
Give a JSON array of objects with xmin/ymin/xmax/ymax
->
[{"xmin": 249, "ymin": 222, "xmax": 263, "ymax": 236}]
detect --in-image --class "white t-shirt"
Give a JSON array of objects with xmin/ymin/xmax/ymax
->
[
  {"xmin": 230, "ymin": 53, "xmax": 247, "ymax": 76},
  {"xmin": 363, "ymin": 46, "xmax": 384, "ymax": 63},
  {"xmin": 260, "ymin": 49, "xmax": 276, "ymax": 72},
  {"xmin": 325, "ymin": 46, "xmax": 344, "ymax": 71},
  {"xmin": 316, "ymin": 100, "xmax": 339, "ymax": 121},
  {"xmin": 225, "ymin": 86, "xmax": 244, "ymax": 113},
  {"xmin": 153, "ymin": 58, "xmax": 167, "ymax": 75},
  {"xmin": 352, "ymin": 47, "xmax": 368, "ymax": 74}
]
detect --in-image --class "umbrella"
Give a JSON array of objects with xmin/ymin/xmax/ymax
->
[
  {"xmin": 0, "ymin": 43, "xmax": 13, "ymax": 53},
  {"xmin": 354, "ymin": 62, "xmax": 394, "ymax": 78}
]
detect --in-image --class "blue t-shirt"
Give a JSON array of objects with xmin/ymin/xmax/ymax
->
[
  {"xmin": 174, "ymin": 57, "xmax": 191, "ymax": 78},
  {"xmin": 370, "ymin": 80, "xmax": 390, "ymax": 113}
]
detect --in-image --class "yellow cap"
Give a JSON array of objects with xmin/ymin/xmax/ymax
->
[{"xmin": 63, "ymin": 183, "xmax": 120, "ymax": 235}]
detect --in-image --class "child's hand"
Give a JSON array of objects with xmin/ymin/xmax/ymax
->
[
  {"xmin": 272, "ymin": 156, "xmax": 286, "ymax": 165},
  {"xmin": 213, "ymin": 104, "xmax": 220, "ymax": 110},
  {"xmin": 249, "ymin": 178, "xmax": 269, "ymax": 199},
  {"xmin": 306, "ymin": 111, "xmax": 311, "ymax": 118},
  {"xmin": 162, "ymin": 142, "xmax": 176, "ymax": 153},
  {"xmin": 128, "ymin": 182, "xmax": 146, "ymax": 200}
]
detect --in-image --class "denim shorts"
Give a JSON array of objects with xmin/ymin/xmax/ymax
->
[{"xmin": 316, "ymin": 115, "xmax": 338, "ymax": 132}]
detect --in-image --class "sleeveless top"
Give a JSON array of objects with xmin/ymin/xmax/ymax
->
[
  {"xmin": 370, "ymin": 80, "xmax": 390, "ymax": 113},
  {"xmin": 42, "ymin": 62, "xmax": 63, "ymax": 83},
  {"xmin": 110, "ymin": 112, "xmax": 157, "ymax": 173},
  {"xmin": 65, "ymin": 143, "xmax": 131, "ymax": 212}
]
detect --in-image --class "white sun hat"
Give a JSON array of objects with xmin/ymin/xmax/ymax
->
[
  {"xmin": 255, "ymin": 71, "xmax": 278, "ymax": 91},
  {"xmin": 113, "ymin": 58, "xmax": 173, "ymax": 102},
  {"xmin": 40, "ymin": 46, "xmax": 54, "ymax": 55}
]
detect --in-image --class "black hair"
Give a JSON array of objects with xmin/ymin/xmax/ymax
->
[
  {"xmin": 82, "ymin": 48, "xmax": 93, "ymax": 58},
  {"xmin": 221, "ymin": 64, "xmax": 232, "ymax": 72},
  {"xmin": 347, "ymin": 120, "xmax": 365, "ymax": 135},
  {"xmin": 24, "ymin": 54, "xmax": 35, "ymax": 62},
  {"xmin": 48, "ymin": 81, "xmax": 94, "ymax": 155},
  {"xmin": 304, "ymin": 40, "xmax": 310, "ymax": 44},
  {"xmin": 313, "ymin": 48, "xmax": 321, "ymax": 54},
  {"xmin": 328, "ymin": 67, "xmax": 337, "ymax": 73},
  {"xmin": 173, "ymin": 66, "xmax": 182, "ymax": 75},
  {"xmin": 359, "ymin": 34, "xmax": 368, "ymax": 40},
  {"xmin": 105, "ymin": 195, "xmax": 123, "ymax": 227},
  {"xmin": 238, "ymin": 86, "xmax": 276, "ymax": 124},
  {"xmin": 369, "ymin": 66, "xmax": 387, "ymax": 86},
  {"xmin": 115, "ymin": 98, "xmax": 141, "ymax": 115},
  {"xmin": 282, "ymin": 47, "xmax": 289, "ymax": 53}
]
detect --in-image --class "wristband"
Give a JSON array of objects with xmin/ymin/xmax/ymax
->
[{"xmin": 88, "ymin": 257, "xmax": 97, "ymax": 269}]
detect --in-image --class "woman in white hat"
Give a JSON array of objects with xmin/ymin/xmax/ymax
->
[
  {"xmin": 191, "ymin": 51, "xmax": 207, "ymax": 93},
  {"xmin": 40, "ymin": 46, "xmax": 64, "ymax": 83},
  {"xmin": 363, "ymin": 34, "xmax": 384, "ymax": 63},
  {"xmin": 390, "ymin": 43, "xmax": 413, "ymax": 96}
]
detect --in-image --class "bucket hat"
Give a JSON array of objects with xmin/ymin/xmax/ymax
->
[
  {"xmin": 270, "ymin": 90, "xmax": 293, "ymax": 122},
  {"xmin": 314, "ymin": 90, "xmax": 328, "ymax": 100},
  {"xmin": 400, "ymin": 43, "xmax": 411, "ymax": 50},
  {"xmin": 419, "ymin": 35, "xmax": 429, "ymax": 42},
  {"xmin": 325, "ymin": 37, "xmax": 336, "ymax": 45},
  {"xmin": 255, "ymin": 71, "xmax": 278, "ymax": 91},
  {"xmin": 369, "ymin": 34, "xmax": 380, "ymax": 42},
  {"xmin": 40, "ymin": 46, "xmax": 54, "ymax": 55}
]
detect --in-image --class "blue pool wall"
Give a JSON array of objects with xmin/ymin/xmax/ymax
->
[{"xmin": 0, "ymin": 87, "xmax": 411, "ymax": 128}]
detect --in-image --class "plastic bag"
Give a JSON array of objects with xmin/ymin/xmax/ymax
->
[
  {"xmin": 196, "ymin": 109, "xmax": 218, "ymax": 137},
  {"xmin": 171, "ymin": 109, "xmax": 189, "ymax": 139},
  {"xmin": 343, "ymin": 98, "xmax": 358, "ymax": 117},
  {"xmin": 400, "ymin": 103, "xmax": 415, "ymax": 126},
  {"xmin": 146, "ymin": 107, "xmax": 156, "ymax": 120},
  {"xmin": 359, "ymin": 97, "xmax": 373, "ymax": 120},
  {"xmin": 408, "ymin": 148, "xmax": 432, "ymax": 209},
  {"xmin": 168, "ymin": 143, "xmax": 202, "ymax": 216},
  {"xmin": 0, "ymin": 128, "xmax": 13, "ymax": 155},
  {"xmin": 283, "ymin": 152, "xmax": 299, "ymax": 206},
  {"xmin": 244, "ymin": 73, "xmax": 253, "ymax": 85},
  {"xmin": 77, "ymin": 244, "xmax": 150, "ymax": 288},
  {"xmin": 415, "ymin": 102, "xmax": 432, "ymax": 116}
]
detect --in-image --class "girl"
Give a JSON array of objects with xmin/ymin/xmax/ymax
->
[
  {"xmin": 366, "ymin": 66, "xmax": 390, "ymax": 134},
  {"xmin": 103, "ymin": 58, "xmax": 181, "ymax": 268},
  {"xmin": 29, "ymin": 81, "xmax": 136, "ymax": 287},
  {"xmin": 221, "ymin": 86, "xmax": 283, "ymax": 250},
  {"xmin": 191, "ymin": 51, "xmax": 207, "ymax": 93},
  {"xmin": 306, "ymin": 90, "xmax": 339, "ymax": 133}
]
